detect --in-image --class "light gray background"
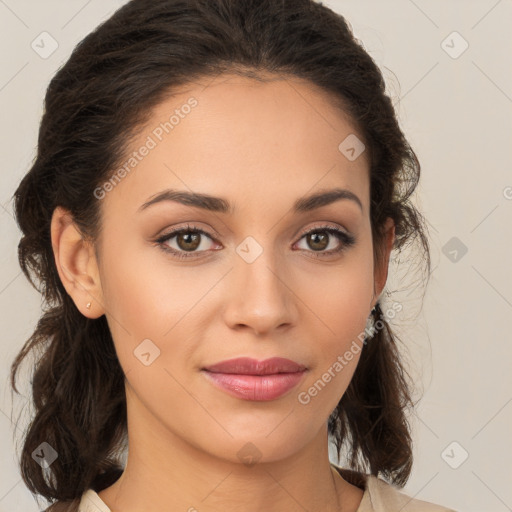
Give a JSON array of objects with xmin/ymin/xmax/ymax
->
[{"xmin": 1, "ymin": 1, "xmax": 511, "ymax": 511}]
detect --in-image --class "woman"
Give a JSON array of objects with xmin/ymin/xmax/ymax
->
[{"xmin": 10, "ymin": 0, "xmax": 455, "ymax": 511}]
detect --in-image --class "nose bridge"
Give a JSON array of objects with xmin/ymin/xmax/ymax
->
[{"xmin": 224, "ymin": 235, "xmax": 297, "ymax": 334}]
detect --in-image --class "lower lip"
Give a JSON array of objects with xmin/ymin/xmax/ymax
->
[{"xmin": 202, "ymin": 370, "xmax": 307, "ymax": 401}]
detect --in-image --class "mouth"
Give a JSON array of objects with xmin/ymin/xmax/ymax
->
[{"xmin": 201, "ymin": 357, "xmax": 308, "ymax": 401}]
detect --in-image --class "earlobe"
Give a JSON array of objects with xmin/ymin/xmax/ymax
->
[{"xmin": 50, "ymin": 206, "xmax": 104, "ymax": 318}]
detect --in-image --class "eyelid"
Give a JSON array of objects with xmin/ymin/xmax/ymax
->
[
  {"xmin": 154, "ymin": 222, "xmax": 219, "ymax": 244},
  {"xmin": 298, "ymin": 223, "xmax": 350, "ymax": 239}
]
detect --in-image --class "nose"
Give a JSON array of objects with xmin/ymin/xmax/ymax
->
[{"xmin": 222, "ymin": 248, "xmax": 298, "ymax": 337}]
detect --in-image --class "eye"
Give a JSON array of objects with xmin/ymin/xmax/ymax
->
[
  {"xmin": 154, "ymin": 223, "xmax": 356, "ymax": 260},
  {"xmin": 155, "ymin": 224, "xmax": 220, "ymax": 259},
  {"xmin": 294, "ymin": 225, "xmax": 356, "ymax": 257}
]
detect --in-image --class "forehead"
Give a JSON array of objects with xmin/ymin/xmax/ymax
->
[{"xmin": 100, "ymin": 72, "xmax": 370, "ymax": 218}]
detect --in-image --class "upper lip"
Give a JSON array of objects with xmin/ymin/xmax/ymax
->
[{"xmin": 202, "ymin": 357, "xmax": 306, "ymax": 375}]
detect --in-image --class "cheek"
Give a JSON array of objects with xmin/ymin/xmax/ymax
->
[
  {"xmin": 99, "ymin": 235, "xmax": 218, "ymax": 377},
  {"xmin": 301, "ymin": 248, "xmax": 375, "ymax": 338},
  {"xmin": 100, "ymin": 233, "xmax": 196, "ymax": 329},
  {"xmin": 296, "ymin": 250, "xmax": 374, "ymax": 405},
  {"xmin": 98, "ymin": 236, "xmax": 166, "ymax": 364}
]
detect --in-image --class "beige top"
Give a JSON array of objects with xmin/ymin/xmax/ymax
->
[{"xmin": 77, "ymin": 465, "xmax": 456, "ymax": 512}]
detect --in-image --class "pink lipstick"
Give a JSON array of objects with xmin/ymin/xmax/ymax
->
[{"xmin": 202, "ymin": 357, "xmax": 307, "ymax": 401}]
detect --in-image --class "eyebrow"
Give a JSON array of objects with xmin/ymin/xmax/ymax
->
[{"xmin": 138, "ymin": 187, "xmax": 363, "ymax": 214}]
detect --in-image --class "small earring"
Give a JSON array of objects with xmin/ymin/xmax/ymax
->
[
  {"xmin": 365, "ymin": 306, "xmax": 377, "ymax": 339},
  {"xmin": 86, "ymin": 302, "xmax": 91, "ymax": 309}
]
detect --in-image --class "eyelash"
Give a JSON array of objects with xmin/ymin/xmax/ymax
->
[{"xmin": 155, "ymin": 223, "xmax": 356, "ymax": 260}]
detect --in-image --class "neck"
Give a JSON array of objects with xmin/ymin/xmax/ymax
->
[{"xmin": 98, "ymin": 387, "xmax": 363, "ymax": 512}]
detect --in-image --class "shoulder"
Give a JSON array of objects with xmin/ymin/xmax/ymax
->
[
  {"xmin": 43, "ymin": 487, "xmax": 113, "ymax": 512},
  {"xmin": 44, "ymin": 490, "xmax": 108, "ymax": 512},
  {"xmin": 364, "ymin": 475, "xmax": 457, "ymax": 511},
  {"xmin": 332, "ymin": 465, "xmax": 457, "ymax": 512},
  {"xmin": 44, "ymin": 499, "xmax": 80, "ymax": 512}
]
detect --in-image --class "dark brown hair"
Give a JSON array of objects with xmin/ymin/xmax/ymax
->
[{"xmin": 10, "ymin": 0, "xmax": 431, "ymax": 510}]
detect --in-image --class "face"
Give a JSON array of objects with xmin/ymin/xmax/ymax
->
[{"xmin": 77, "ymin": 73, "xmax": 391, "ymax": 464}]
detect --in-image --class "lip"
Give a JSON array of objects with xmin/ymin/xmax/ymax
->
[
  {"xmin": 203, "ymin": 357, "xmax": 306, "ymax": 375},
  {"xmin": 202, "ymin": 357, "xmax": 307, "ymax": 401}
]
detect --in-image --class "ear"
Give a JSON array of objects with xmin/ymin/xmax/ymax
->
[
  {"xmin": 50, "ymin": 206, "xmax": 105, "ymax": 318},
  {"xmin": 372, "ymin": 217, "xmax": 395, "ymax": 307}
]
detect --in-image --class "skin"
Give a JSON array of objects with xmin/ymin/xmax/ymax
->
[{"xmin": 51, "ymin": 72, "xmax": 395, "ymax": 512}]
